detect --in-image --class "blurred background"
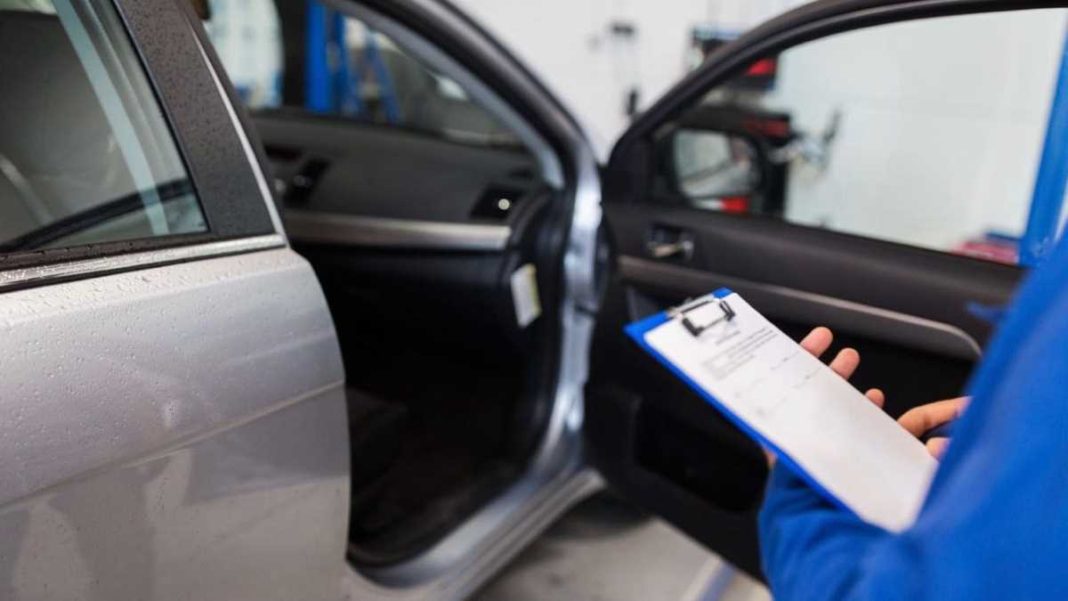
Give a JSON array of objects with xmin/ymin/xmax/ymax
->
[{"xmin": 205, "ymin": 0, "xmax": 1068, "ymax": 264}]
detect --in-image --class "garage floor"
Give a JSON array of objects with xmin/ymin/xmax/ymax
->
[{"xmin": 470, "ymin": 493, "xmax": 771, "ymax": 601}]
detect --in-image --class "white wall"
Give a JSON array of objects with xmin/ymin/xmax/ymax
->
[
  {"xmin": 205, "ymin": 0, "xmax": 282, "ymax": 107},
  {"xmin": 453, "ymin": 0, "xmax": 804, "ymax": 155}
]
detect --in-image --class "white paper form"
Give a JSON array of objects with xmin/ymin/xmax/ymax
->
[{"xmin": 638, "ymin": 292, "xmax": 938, "ymax": 532}]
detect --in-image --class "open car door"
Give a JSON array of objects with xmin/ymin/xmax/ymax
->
[{"xmin": 586, "ymin": 0, "xmax": 1062, "ymax": 577}]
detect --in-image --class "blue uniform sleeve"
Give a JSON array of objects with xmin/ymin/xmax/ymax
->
[{"xmin": 758, "ymin": 464, "xmax": 904, "ymax": 601}]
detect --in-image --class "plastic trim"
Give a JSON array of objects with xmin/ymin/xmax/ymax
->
[
  {"xmin": 284, "ymin": 210, "xmax": 510, "ymax": 251},
  {"xmin": 0, "ymin": 234, "xmax": 285, "ymax": 292},
  {"xmin": 621, "ymin": 256, "xmax": 982, "ymax": 360}
]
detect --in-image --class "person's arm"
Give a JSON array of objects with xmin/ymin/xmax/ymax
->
[{"xmin": 759, "ymin": 464, "xmax": 892, "ymax": 599}]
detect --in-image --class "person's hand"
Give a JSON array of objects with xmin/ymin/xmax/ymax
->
[
  {"xmin": 798, "ymin": 326, "xmax": 884, "ymax": 405},
  {"xmin": 799, "ymin": 327, "xmax": 968, "ymax": 459},
  {"xmin": 897, "ymin": 397, "xmax": 968, "ymax": 458}
]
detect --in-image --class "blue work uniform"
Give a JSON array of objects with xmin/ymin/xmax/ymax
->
[{"xmin": 759, "ymin": 234, "xmax": 1068, "ymax": 600}]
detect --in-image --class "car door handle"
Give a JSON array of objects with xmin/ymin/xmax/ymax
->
[{"xmin": 647, "ymin": 238, "xmax": 694, "ymax": 260}]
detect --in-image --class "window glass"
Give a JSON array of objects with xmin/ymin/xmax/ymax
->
[
  {"xmin": 0, "ymin": 0, "xmax": 206, "ymax": 254},
  {"xmin": 657, "ymin": 10, "xmax": 1068, "ymax": 265},
  {"xmin": 205, "ymin": 0, "xmax": 524, "ymax": 149}
]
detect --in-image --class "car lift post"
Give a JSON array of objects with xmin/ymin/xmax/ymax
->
[
  {"xmin": 303, "ymin": 1, "xmax": 399, "ymax": 122},
  {"xmin": 305, "ymin": 0, "xmax": 332, "ymax": 113}
]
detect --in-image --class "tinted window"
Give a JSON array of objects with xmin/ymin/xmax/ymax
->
[{"xmin": 0, "ymin": 0, "xmax": 206, "ymax": 254}]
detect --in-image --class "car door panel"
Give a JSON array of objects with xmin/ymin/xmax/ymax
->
[
  {"xmin": 0, "ymin": 0, "xmax": 352, "ymax": 597},
  {"xmin": 588, "ymin": 0, "xmax": 1035, "ymax": 579},
  {"xmin": 619, "ymin": 258, "xmax": 982, "ymax": 362},
  {"xmin": 591, "ymin": 192, "xmax": 1016, "ymax": 580},
  {"xmin": 606, "ymin": 204, "xmax": 1017, "ymax": 347},
  {"xmin": 256, "ymin": 113, "xmax": 541, "ymax": 224}
]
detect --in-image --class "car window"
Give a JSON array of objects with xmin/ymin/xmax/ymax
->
[
  {"xmin": 655, "ymin": 9, "xmax": 1068, "ymax": 266},
  {"xmin": 0, "ymin": 0, "xmax": 206, "ymax": 254},
  {"xmin": 205, "ymin": 0, "xmax": 524, "ymax": 149}
]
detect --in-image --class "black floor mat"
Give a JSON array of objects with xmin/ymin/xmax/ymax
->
[
  {"xmin": 296, "ymin": 241, "xmax": 544, "ymax": 565},
  {"xmin": 346, "ymin": 386, "xmax": 521, "ymax": 566}
]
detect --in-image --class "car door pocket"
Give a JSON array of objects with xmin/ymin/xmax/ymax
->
[
  {"xmin": 634, "ymin": 401, "xmax": 767, "ymax": 512},
  {"xmin": 646, "ymin": 225, "xmax": 694, "ymax": 261}
]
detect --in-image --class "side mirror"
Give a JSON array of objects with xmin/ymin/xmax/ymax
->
[{"xmin": 670, "ymin": 129, "xmax": 762, "ymax": 206}]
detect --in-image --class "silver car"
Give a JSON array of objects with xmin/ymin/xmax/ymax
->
[{"xmin": 0, "ymin": 0, "xmax": 1050, "ymax": 598}]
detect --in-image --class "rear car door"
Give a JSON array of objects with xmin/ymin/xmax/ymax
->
[
  {"xmin": 587, "ymin": 0, "xmax": 1061, "ymax": 577},
  {"xmin": 0, "ymin": 1, "xmax": 348, "ymax": 598}
]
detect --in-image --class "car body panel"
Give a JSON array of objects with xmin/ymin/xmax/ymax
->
[{"xmin": 0, "ymin": 248, "xmax": 349, "ymax": 600}]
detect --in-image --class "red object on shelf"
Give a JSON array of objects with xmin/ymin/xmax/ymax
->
[
  {"xmin": 721, "ymin": 196, "xmax": 750, "ymax": 214},
  {"xmin": 746, "ymin": 58, "xmax": 777, "ymax": 77},
  {"xmin": 953, "ymin": 240, "xmax": 1018, "ymax": 264}
]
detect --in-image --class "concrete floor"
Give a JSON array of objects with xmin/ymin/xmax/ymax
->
[{"xmin": 470, "ymin": 493, "xmax": 771, "ymax": 601}]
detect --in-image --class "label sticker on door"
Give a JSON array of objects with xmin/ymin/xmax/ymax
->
[{"xmin": 510, "ymin": 264, "xmax": 542, "ymax": 328}]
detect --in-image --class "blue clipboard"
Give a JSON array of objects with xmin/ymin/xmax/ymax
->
[{"xmin": 624, "ymin": 287, "xmax": 859, "ymax": 520}]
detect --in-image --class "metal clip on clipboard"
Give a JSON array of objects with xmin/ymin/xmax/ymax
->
[{"xmin": 667, "ymin": 296, "xmax": 736, "ymax": 338}]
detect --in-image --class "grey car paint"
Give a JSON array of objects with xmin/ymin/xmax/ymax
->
[{"xmin": 0, "ymin": 248, "xmax": 350, "ymax": 600}]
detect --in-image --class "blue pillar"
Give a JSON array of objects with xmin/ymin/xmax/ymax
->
[
  {"xmin": 305, "ymin": 1, "xmax": 331, "ymax": 113},
  {"xmin": 1022, "ymin": 23, "xmax": 1068, "ymax": 266}
]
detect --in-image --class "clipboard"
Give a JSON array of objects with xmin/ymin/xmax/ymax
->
[{"xmin": 625, "ymin": 288, "xmax": 937, "ymax": 532}]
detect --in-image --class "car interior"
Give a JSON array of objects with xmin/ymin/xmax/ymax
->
[{"xmin": 216, "ymin": 4, "xmax": 569, "ymax": 567}]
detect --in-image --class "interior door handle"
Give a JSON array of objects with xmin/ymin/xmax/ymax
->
[{"xmin": 647, "ymin": 238, "xmax": 694, "ymax": 260}]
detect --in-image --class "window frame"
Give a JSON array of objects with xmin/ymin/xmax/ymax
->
[{"xmin": 0, "ymin": 0, "xmax": 282, "ymax": 285}]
